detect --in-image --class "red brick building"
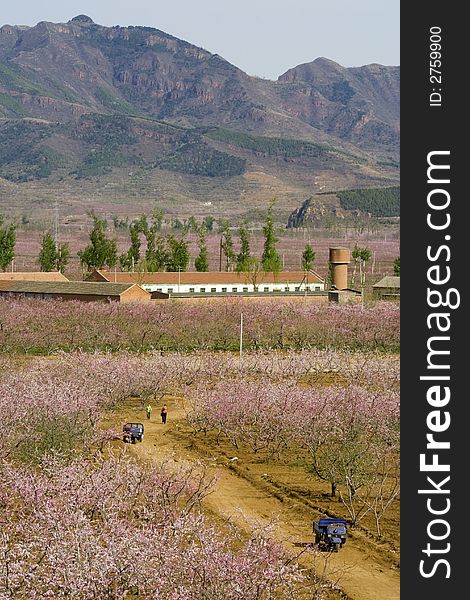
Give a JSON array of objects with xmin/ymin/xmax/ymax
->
[{"xmin": 0, "ymin": 281, "xmax": 154, "ymax": 303}]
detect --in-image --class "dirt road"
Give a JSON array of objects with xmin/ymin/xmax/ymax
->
[{"xmin": 117, "ymin": 400, "xmax": 399, "ymax": 600}]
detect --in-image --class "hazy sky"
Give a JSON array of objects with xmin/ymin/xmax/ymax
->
[{"xmin": 2, "ymin": 1, "xmax": 399, "ymax": 79}]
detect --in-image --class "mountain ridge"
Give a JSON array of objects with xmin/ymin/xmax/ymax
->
[
  {"xmin": 0, "ymin": 16, "xmax": 399, "ymax": 221},
  {"xmin": 0, "ymin": 16, "xmax": 399, "ymax": 146}
]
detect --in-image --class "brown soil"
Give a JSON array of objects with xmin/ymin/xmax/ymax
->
[{"xmin": 109, "ymin": 397, "xmax": 400, "ymax": 600}]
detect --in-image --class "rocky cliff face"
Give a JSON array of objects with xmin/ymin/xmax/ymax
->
[{"xmin": 286, "ymin": 196, "xmax": 349, "ymax": 228}]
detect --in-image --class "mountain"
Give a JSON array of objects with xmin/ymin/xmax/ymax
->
[
  {"xmin": 0, "ymin": 16, "xmax": 399, "ymax": 221},
  {"xmin": 278, "ymin": 58, "xmax": 399, "ymax": 152}
]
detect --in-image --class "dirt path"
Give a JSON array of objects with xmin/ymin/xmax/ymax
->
[{"xmin": 117, "ymin": 400, "xmax": 399, "ymax": 600}]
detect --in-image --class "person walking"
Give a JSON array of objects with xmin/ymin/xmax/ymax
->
[
  {"xmin": 160, "ymin": 404, "xmax": 168, "ymax": 424},
  {"xmin": 146, "ymin": 404, "xmax": 152, "ymax": 420}
]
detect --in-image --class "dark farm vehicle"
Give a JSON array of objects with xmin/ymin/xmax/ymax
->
[
  {"xmin": 313, "ymin": 518, "xmax": 347, "ymax": 552},
  {"xmin": 123, "ymin": 422, "xmax": 144, "ymax": 444}
]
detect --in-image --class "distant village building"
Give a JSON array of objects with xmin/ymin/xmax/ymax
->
[
  {"xmin": 85, "ymin": 270, "xmax": 325, "ymax": 296},
  {"xmin": 0, "ymin": 281, "xmax": 155, "ymax": 303},
  {"xmin": 372, "ymin": 276, "xmax": 400, "ymax": 300},
  {"xmin": 0, "ymin": 272, "xmax": 69, "ymax": 282}
]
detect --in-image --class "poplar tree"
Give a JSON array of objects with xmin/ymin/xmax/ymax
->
[
  {"xmin": 38, "ymin": 232, "xmax": 70, "ymax": 273},
  {"xmin": 56, "ymin": 243, "xmax": 70, "ymax": 274},
  {"xmin": 245, "ymin": 256, "xmax": 262, "ymax": 291},
  {"xmin": 167, "ymin": 235, "xmax": 189, "ymax": 272},
  {"xmin": 393, "ymin": 257, "xmax": 400, "ymax": 276},
  {"xmin": 38, "ymin": 232, "xmax": 57, "ymax": 272},
  {"xmin": 77, "ymin": 213, "xmax": 117, "ymax": 270},
  {"xmin": 195, "ymin": 227, "xmax": 209, "ymax": 272},
  {"xmin": 203, "ymin": 215, "xmax": 214, "ymax": 232},
  {"xmin": 261, "ymin": 204, "xmax": 281, "ymax": 273},
  {"xmin": 139, "ymin": 211, "xmax": 169, "ymax": 272},
  {"xmin": 302, "ymin": 244, "xmax": 316, "ymax": 271},
  {"xmin": 0, "ymin": 215, "xmax": 16, "ymax": 272},
  {"xmin": 220, "ymin": 221, "xmax": 235, "ymax": 271},
  {"xmin": 187, "ymin": 216, "xmax": 198, "ymax": 233},
  {"xmin": 236, "ymin": 222, "xmax": 251, "ymax": 271},
  {"xmin": 351, "ymin": 245, "xmax": 372, "ymax": 299},
  {"xmin": 119, "ymin": 221, "xmax": 141, "ymax": 271}
]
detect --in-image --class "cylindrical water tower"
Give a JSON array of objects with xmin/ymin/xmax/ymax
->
[{"xmin": 329, "ymin": 247, "xmax": 351, "ymax": 290}]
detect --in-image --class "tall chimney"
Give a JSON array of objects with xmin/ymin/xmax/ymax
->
[{"xmin": 329, "ymin": 247, "xmax": 351, "ymax": 290}]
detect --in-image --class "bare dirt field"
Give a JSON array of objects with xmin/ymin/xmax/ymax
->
[{"xmin": 109, "ymin": 396, "xmax": 400, "ymax": 600}]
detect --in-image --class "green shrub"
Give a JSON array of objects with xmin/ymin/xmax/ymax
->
[{"xmin": 157, "ymin": 140, "xmax": 246, "ymax": 177}]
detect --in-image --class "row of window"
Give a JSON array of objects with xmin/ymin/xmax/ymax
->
[{"xmin": 154, "ymin": 286, "xmax": 322, "ymax": 294}]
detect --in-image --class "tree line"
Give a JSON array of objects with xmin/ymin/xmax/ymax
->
[
  {"xmin": 75, "ymin": 205, "xmax": 318, "ymax": 275},
  {"xmin": 0, "ymin": 203, "xmax": 311, "ymax": 276},
  {"xmin": 0, "ymin": 215, "xmax": 71, "ymax": 273},
  {"xmin": 1, "ymin": 208, "xmax": 316, "ymax": 275},
  {"xmin": 1, "ymin": 210, "xmax": 401, "ymax": 279}
]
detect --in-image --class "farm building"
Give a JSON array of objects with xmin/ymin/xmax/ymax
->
[
  {"xmin": 0, "ymin": 271, "xmax": 69, "ymax": 282},
  {"xmin": 0, "ymin": 281, "xmax": 155, "ymax": 303},
  {"xmin": 85, "ymin": 270, "xmax": 325, "ymax": 296},
  {"xmin": 372, "ymin": 276, "xmax": 400, "ymax": 300}
]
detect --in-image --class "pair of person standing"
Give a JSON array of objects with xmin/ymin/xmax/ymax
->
[{"xmin": 146, "ymin": 404, "xmax": 168, "ymax": 424}]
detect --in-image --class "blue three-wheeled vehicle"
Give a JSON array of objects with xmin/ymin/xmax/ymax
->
[
  {"xmin": 123, "ymin": 422, "xmax": 144, "ymax": 444},
  {"xmin": 313, "ymin": 518, "xmax": 347, "ymax": 552}
]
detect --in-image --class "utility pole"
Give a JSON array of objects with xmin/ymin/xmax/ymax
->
[
  {"xmin": 239, "ymin": 312, "xmax": 243, "ymax": 368},
  {"xmin": 219, "ymin": 237, "xmax": 223, "ymax": 271},
  {"xmin": 360, "ymin": 260, "xmax": 365, "ymax": 310},
  {"xmin": 53, "ymin": 200, "xmax": 59, "ymax": 245}
]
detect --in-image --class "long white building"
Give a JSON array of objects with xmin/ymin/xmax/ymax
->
[{"xmin": 87, "ymin": 269, "xmax": 325, "ymax": 295}]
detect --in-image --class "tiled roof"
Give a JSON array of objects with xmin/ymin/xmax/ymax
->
[
  {"xmin": 89, "ymin": 270, "xmax": 324, "ymax": 285},
  {"xmin": 0, "ymin": 271, "xmax": 69, "ymax": 281},
  {"xmin": 329, "ymin": 288, "xmax": 361, "ymax": 294},
  {"xmin": 0, "ymin": 281, "xmax": 142, "ymax": 296},
  {"xmin": 372, "ymin": 276, "xmax": 400, "ymax": 288}
]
